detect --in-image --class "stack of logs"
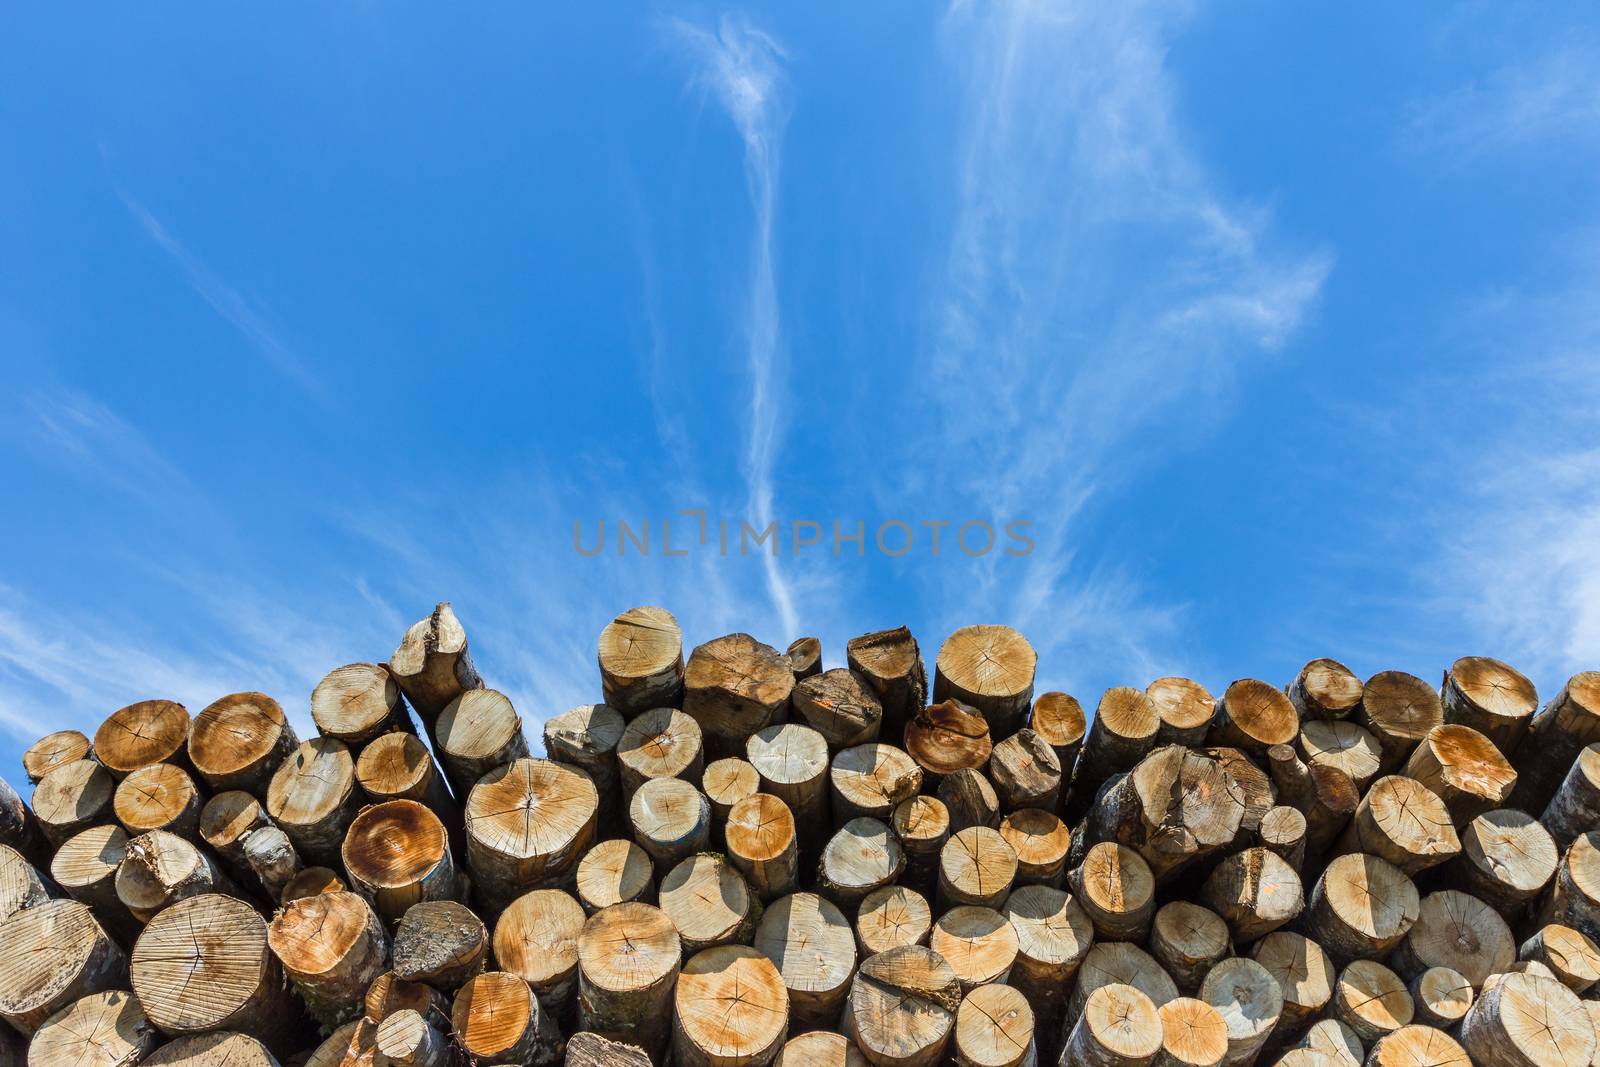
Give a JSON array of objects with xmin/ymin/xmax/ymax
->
[{"xmin": 0, "ymin": 606, "xmax": 1598, "ymax": 1067}]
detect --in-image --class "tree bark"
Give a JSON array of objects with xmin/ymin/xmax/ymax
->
[
  {"xmin": 1357, "ymin": 671, "xmax": 1442, "ymax": 773},
  {"xmin": 953, "ymin": 983, "xmax": 1034, "ymax": 1067},
  {"xmin": 265, "ymin": 737, "xmax": 361, "ymax": 867},
  {"xmin": 188, "ymin": 691, "xmax": 298, "ymax": 796},
  {"xmin": 546, "ymin": 704, "xmax": 627, "ymax": 836},
  {"xmin": 0, "ymin": 899, "xmax": 125, "ymax": 1035},
  {"xmin": 22, "ymin": 729, "xmax": 91, "ymax": 784},
  {"xmin": 393, "ymin": 899, "xmax": 486, "ymax": 991},
  {"xmin": 855, "ymin": 884, "xmax": 930, "ymax": 956},
  {"xmin": 576, "ymin": 903, "xmax": 681, "ymax": 1058},
  {"xmin": 467, "ymin": 758, "xmax": 598, "ymax": 910},
  {"xmin": 999, "ymin": 808, "xmax": 1070, "ymax": 888},
  {"xmin": 937, "ymin": 826, "xmax": 1017, "ymax": 912},
  {"xmin": 241, "ymin": 825, "xmax": 301, "ymax": 903},
  {"xmin": 1149, "ymin": 901, "xmax": 1230, "ymax": 995},
  {"xmin": 1267, "ymin": 745, "xmax": 1358, "ymax": 863},
  {"xmin": 1298, "ymin": 852, "xmax": 1419, "ymax": 963},
  {"xmin": 753, "ymin": 892, "xmax": 856, "ymax": 1031},
  {"xmin": 847, "ymin": 946, "xmax": 959, "ymax": 1067},
  {"xmin": 1199, "ymin": 957, "xmax": 1282, "ymax": 1067},
  {"xmin": 33, "ymin": 760, "xmax": 115, "ymax": 847},
  {"xmin": 598, "ymin": 605, "xmax": 686, "ymax": 717},
  {"xmin": 1510, "ymin": 671, "xmax": 1600, "ymax": 814},
  {"xmin": 342, "ymin": 799, "xmax": 462, "ymax": 924},
  {"xmin": 627, "ymin": 777, "xmax": 709, "ymax": 876},
  {"xmin": 1068, "ymin": 688, "xmax": 1159, "ymax": 820},
  {"xmin": 795, "ymin": 669, "xmax": 883, "ymax": 751},
  {"xmin": 494, "ymin": 887, "xmax": 587, "ymax": 1018},
  {"xmin": 567, "ymin": 1031, "xmax": 655, "ymax": 1067},
  {"xmin": 832, "ymin": 744, "xmax": 923, "ymax": 826},
  {"xmin": 933, "ymin": 625, "xmax": 1036, "ymax": 739},
  {"xmin": 725, "ymin": 793, "xmax": 799, "ymax": 902},
  {"xmin": 938, "ymin": 769, "xmax": 1000, "ymax": 834},
  {"xmin": 267, "ymin": 890, "xmax": 388, "ymax": 1027},
  {"xmin": 1071, "ymin": 842, "xmax": 1155, "ymax": 943},
  {"xmin": 1198, "ymin": 846, "xmax": 1303, "ymax": 944},
  {"xmin": 1541, "ymin": 741, "xmax": 1600, "ymax": 853},
  {"xmin": 986, "ymin": 730, "xmax": 1060, "ymax": 814},
  {"xmin": 115, "ymin": 830, "xmax": 239, "ymax": 923},
  {"xmin": 672, "ymin": 946, "xmax": 789, "ymax": 1067},
  {"xmin": 93, "ymin": 700, "xmax": 191, "ymax": 780},
  {"xmin": 929, "ymin": 904, "xmax": 1017, "ymax": 991},
  {"xmin": 684, "ymin": 633, "xmax": 794, "ymax": 758},
  {"xmin": 1063, "ymin": 983, "xmax": 1160, "ymax": 1067},
  {"xmin": 1401, "ymin": 724, "xmax": 1516, "ymax": 825},
  {"xmin": 1334, "ymin": 775, "xmax": 1459, "ymax": 875},
  {"xmin": 1288, "ymin": 658, "xmax": 1363, "ymax": 722},
  {"xmin": 1459, "ymin": 971, "xmax": 1594, "ymax": 1067},
  {"xmin": 453, "ymin": 971, "xmax": 561, "ymax": 1067},
  {"xmin": 659, "ymin": 852, "xmax": 756, "ymax": 955},
  {"xmin": 310, "ymin": 661, "xmax": 411, "ymax": 745},
  {"xmin": 1441, "ymin": 655, "xmax": 1538, "ymax": 755},
  {"xmin": 390, "ymin": 602, "xmax": 483, "ymax": 738},
  {"xmin": 435, "ymin": 687, "xmax": 530, "ymax": 799},
  {"xmin": 819, "ymin": 817, "xmax": 904, "ymax": 908},
  {"xmin": 846, "ymin": 626, "xmax": 927, "ymax": 744},
  {"xmin": 576, "ymin": 837, "xmax": 656, "ymax": 913},
  {"xmin": 113, "ymin": 762, "xmax": 205, "ymax": 840},
  {"xmin": 617, "ymin": 707, "xmax": 704, "ymax": 798}
]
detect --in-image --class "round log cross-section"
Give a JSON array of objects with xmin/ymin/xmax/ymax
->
[
  {"xmin": 933, "ymin": 625, "xmax": 1037, "ymax": 738},
  {"xmin": 576, "ymin": 902, "xmax": 681, "ymax": 1058},
  {"xmin": 954, "ymin": 983, "xmax": 1034, "ymax": 1067},
  {"xmin": 628, "ymin": 777, "xmax": 710, "ymax": 875},
  {"xmin": 684, "ymin": 633, "xmax": 795, "ymax": 756},
  {"xmin": 846, "ymin": 626, "xmax": 928, "ymax": 741},
  {"xmin": 1063, "ymin": 982, "xmax": 1160, "ymax": 1067},
  {"xmin": 452, "ymin": 971, "xmax": 559, "ymax": 1067},
  {"xmin": 673, "ymin": 945, "xmax": 789, "ymax": 1067},
  {"xmin": 188, "ymin": 692, "xmax": 298, "ymax": 795},
  {"xmin": 266, "ymin": 737, "xmax": 360, "ymax": 867},
  {"xmin": 267, "ymin": 890, "xmax": 388, "ymax": 1028},
  {"xmin": 22, "ymin": 729, "xmax": 91, "ymax": 784},
  {"xmin": 33, "ymin": 760, "xmax": 114, "ymax": 847},
  {"xmin": 794, "ymin": 668, "xmax": 883, "ymax": 751},
  {"xmin": 28, "ymin": 988, "xmax": 158, "ymax": 1067},
  {"xmin": 598, "ymin": 605, "xmax": 686, "ymax": 717},
  {"xmin": 310, "ymin": 662, "xmax": 409, "ymax": 745},
  {"xmin": 435, "ymin": 688, "xmax": 530, "ymax": 799},
  {"xmin": 929, "ymin": 905, "xmax": 1018, "ymax": 992},
  {"xmin": 493, "ymin": 888, "xmax": 586, "ymax": 1015},
  {"xmin": 725, "ymin": 792, "xmax": 800, "ymax": 902},
  {"xmin": 618, "ymin": 708, "xmax": 704, "ymax": 797},
  {"xmin": 659, "ymin": 853, "xmax": 756, "ymax": 955},
  {"xmin": 1401, "ymin": 724, "xmax": 1516, "ymax": 825},
  {"xmin": 466, "ymin": 758, "xmax": 598, "ymax": 910},
  {"xmin": 1208, "ymin": 678, "xmax": 1299, "ymax": 758},
  {"xmin": 848, "ymin": 945, "xmax": 960, "ymax": 1067},
  {"xmin": 1460, "ymin": 970, "xmax": 1595, "ymax": 1067},
  {"xmin": 938, "ymin": 826, "xmax": 1017, "ymax": 911},
  {"xmin": 576, "ymin": 838, "xmax": 657, "ymax": 913},
  {"xmin": 390, "ymin": 602, "xmax": 482, "ymax": 733},
  {"xmin": 1441, "ymin": 656, "xmax": 1537, "ymax": 754},
  {"xmin": 341, "ymin": 799, "xmax": 461, "ymax": 923},
  {"xmin": 1358, "ymin": 672, "xmax": 1443, "ymax": 772},
  {"xmin": 753, "ymin": 892, "xmax": 856, "ymax": 1030},
  {"xmin": 113, "ymin": 762, "xmax": 204, "ymax": 840},
  {"xmin": 93, "ymin": 700, "xmax": 190, "ymax": 780},
  {"xmin": 1335, "ymin": 775, "xmax": 1459, "ymax": 875},
  {"xmin": 1302, "ymin": 852, "xmax": 1419, "ymax": 963},
  {"xmin": 0, "ymin": 899, "xmax": 125, "ymax": 1035},
  {"xmin": 1288, "ymin": 658, "xmax": 1364, "ymax": 722}
]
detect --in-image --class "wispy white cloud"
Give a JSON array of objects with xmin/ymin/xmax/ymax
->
[
  {"xmin": 23, "ymin": 389, "xmax": 197, "ymax": 508},
  {"xmin": 924, "ymin": 1, "xmax": 1331, "ymax": 682},
  {"xmin": 118, "ymin": 191, "xmax": 323, "ymax": 398},
  {"xmin": 1409, "ymin": 45, "xmax": 1600, "ymax": 157},
  {"xmin": 665, "ymin": 13, "xmax": 799, "ymax": 640}
]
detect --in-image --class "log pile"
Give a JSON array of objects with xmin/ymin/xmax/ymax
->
[{"xmin": 0, "ymin": 610, "xmax": 1596, "ymax": 1067}]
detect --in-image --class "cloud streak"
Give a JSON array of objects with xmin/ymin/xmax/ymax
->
[{"xmin": 1409, "ymin": 45, "xmax": 1600, "ymax": 157}]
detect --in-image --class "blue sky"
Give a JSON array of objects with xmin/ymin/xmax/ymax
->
[{"xmin": 2, "ymin": 3, "xmax": 1598, "ymax": 771}]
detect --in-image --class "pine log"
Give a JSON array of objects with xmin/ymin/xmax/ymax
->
[
  {"xmin": 0, "ymin": 844, "xmax": 52, "ymax": 925},
  {"xmin": 628, "ymin": 777, "xmax": 710, "ymax": 875},
  {"xmin": 1256, "ymin": 805, "xmax": 1307, "ymax": 868},
  {"xmin": 115, "ymin": 830, "xmax": 239, "ymax": 923},
  {"xmin": 794, "ymin": 669, "xmax": 884, "ymax": 751},
  {"xmin": 1028, "ymin": 692, "xmax": 1085, "ymax": 775},
  {"xmin": 1068, "ymin": 942, "xmax": 1177, "ymax": 1021},
  {"xmin": 1441, "ymin": 655, "xmax": 1538, "ymax": 754},
  {"xmin": 1068, "ymin": 688, "xmax": 1158, "ymax": 819},
  {"xmin": 702, "ymin": 757, "xmax": 760, "ymax": 840},
  {"xmin": 265, "ymin": 737, "xmax": 360, "ymax": 866},
  {"xmin": 390, "ymin": 602, "xmax": 482, "ymax": 735},
  {"xmin": 819, "ymin": 817, "xmax": 904, "ymax": 908},
  {"xmin": 1364, "ymin": 1025, "xmax": 1471, "ymax": 1067},
  {"xmin": 1150, "ymin": 999, "xmax": 1227, "ymax": 1067},
  {"xmin": 33, "ymin": 760, "xmax": 114, "ymax": 846},
  {"xmin": 998, "ymin": 808, "xmax": 1070, "ymax": 888},
  {"xmin": 198, "ymin": 790, "xmax": 269, "ymax": 869},
  {"xmin": 576, "ymin": 903, "xmax": 681, "ymax": 1057},
  {"xmin": 1146, "ymin": 677, "xmax": 1215, "ymax": 749},
  {"xmin": 1199, "ymin": 957, "xmax": 1282, "ymax": 1067},
  {"xmin": 1459, "ymin": 970, "xmax": 1594, "ymax": 1067},
  {"xmin": 953, "ymin": 983, "xmax": 1034, "ymax": 1067},
  {"xmin": 392, "ymin": 900, "xmax": 486, "ymax": 991},
  {"xmin": 310, "ymin": 662, "xmax": 410, "ymax": 745},
  {"xmin": 352, "ymin": 732, "xmax": 464, "ymax": 857},
  {"xmin": 933, "ymin": 625, "xmax": 1036, "ymax": 739},
  {"xmin": 0, "ymin": 899, "xmax": 124, "ymax": 1035},
  {"xmin": 568, "ymin": 1031, "xmax": 657, "ymax": 1067},
  {"xmin": 546, "ymin": 704, "xmax": 626, "ymax": 835},
  {"xmin": 1544, "ymin": 742, "xmax": 1600, "ymax": 854},
  {"xmin": 684, "ymin": 633, "xmax": 794, "ymax": 758},
  {"xmin": 468, "ymin": 758, "xmax": 598, "ymax": 908},
  {"xmin": 846, "ymin": 626, "xmax": 927, "ymax": 743},
  {"xmin": 1298, "ymin": 720, "xmax": 1382, "ymax": 791},
  {"xmin": 598, "ymin": 606, "xmax": 686, "ymax": 716},
  {"xmin": 267, "ymin": 890, "xmax": 387, "ymax": 1027},
  {"xmin": 724, "ymin": 792, "xmax": 799, "ymax": 902},
  {"xmin": 660, "ymin": 852, "xmax": 756, "ymax": 955},
  {"xmin": 22, "ymin": 729, "xmax": 91, "ymax": 784},
  {"xmin": 576, "ymin": 838, "xmax": 656, "ymax": 913},
  {"xmin": 893, "ymin": 796, "xmax": 950, "ymax": 898},
  {"xmin": 847, "ymin": 946, "xmax": 959, "ymax": 1067},
  {"xmin": 1518, "ymin": 923, "xmax": 1600, "ymax": 992},
  {"xmin": 93, "ymin": 700, "xmax": 191, "ymax": 779},
  {"xmin": 374, "ymin": 1008, "xmax": 449, "ymax": 1067},
  {"xmin": 986, "ymin": 730, "xmax": 1060, "ymax": 814},
  {"xmin": 753, "ymin": 891, "xmax": 855, "ymax": 1029},
  {"xmin": 831, "ymin": 744, "xmax": 923, "ymax": 826},
  {"xmin": 1208, "ymin": 679, "xmax": 1299, "ymax": 758},
  {"xmin": 1357, "ymin": 672, "xmax": 1442, "ymax": 772},
  {"xmin": 930, "ymin": 905, "xmax": 1017, "ymax": 991},
  {"xmin": 49, "ymin": 824, "xmax": 140, "ymax": 945},
  {"xmin": 746, "ymin": 724, "xmax": 830, "ymax": 858},
  {"xmin": 494, "ymin": 888, "xmax": 586, "ymax": 1016},
  {"xmin": 452, "ymin": 971, "xmax": 560, "ymax": 1067},
  {"xmin": 1408, "ymin": 965, "xmax": 1472, "ymax": 1028},
  {"xmin": 1250, "ymin": 930, "xmax": 1334, "ymax": 1034},
  {"xmin": 785, "ymin": 637, "xmax": 823, "ymax": 682},
  {"xmin": 1072, "ymin": 842, "xmax": 1154, "ymax": 943},
  {"xmin": 342, "ymin": 799, "xmax": 461, "ymax": 923},
  {"xmin": 1199, "ymin": 847, "xmax": 1302, "ymax": 945},
  {"xmin": 282, "ymin": 866, "xmax": 345, "ymax": 904},
  {"xmin": 131, "ymin": 893, "xmax": 301, "ymax": 1051},
  {"xmin": 856, "ymin": 884, "xmax": 931, "ymax": 956},
  {"xmin": 1299, "ymin": 852, "xmax": 1419, "ymax": 963},
  {"xmin": 188, "ymin": 692, "xmax": 298, "ymax": 796},
  {"xmin": 1452, "ymin": 807, "xmax": 1559, "ymax": 912},
  {"xmin": 1510, "ymin": 671, "xmax": 1600, "ymax": 814},
  {"xmin": 1085, "ymin": 745, "xmax": 1245, "ymax": 883},
  {"xmin": 28, "ymin": 987, "xmax": 158, "ymax": 1067},
  {"xmin": 673, "ymin": 945, "xmax": 789, "ymax": 1067},
  {"xmin": 1333, "ymin": 960, "xmax": 1412, "ymax": 1044},
  {"xmin": 1001, "ymin": 885, "xmax": 1092, "ymax": 1041},
  {"xmin": 1286, "ymin": 1020, "xmax": 1363, "ymax": 1067},
  {"xmin": 1536, "ymin": 831, "xmax": 1600, "ymax": 944},
  {"xmin": 617, "ymin": 707, "xmax": 704, "ymax": 798},
  {"xmin": 1288, "ymin": 659, "xmax": 1363, "ymax": 722},
  {"xmin": 1063, "ymin": 983, "xmax": 1160, "ymax": 1067},
  {"xmin": 904, "ymin": 701, "xmax": 992, "ymax": 788},
  {"xmin": 113, "ymin": 762, "xmax": 204, "ymax": 839},
  {"xmin": 1334, "ymin": 776, "xmax": 1459, "ymax": 875},
  {"xmin": 1266, "ymin": 745, "xmax": 1358, "ymax": 862},
  {"xmin": 1401, "ymin": 724, "xmax": 1515, "ymax": 825},
  {"xmin": 435, "ymin": 688, "xmax": 529, "ymax": 798},
  {"xmin": 1149, "ymin": 901, "xmax": 1230, "ymax": 995},
  {"xmin": 1390, "ymin": 889, "xmax": 1513, "ymax": 986},
  {"xmin": 938, "ymin": 826, "xmax": 1017, "ymax": 911},
  {"xmin": 938, "ymin": 769, "xmax": 1000, "ymax": 833}
]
